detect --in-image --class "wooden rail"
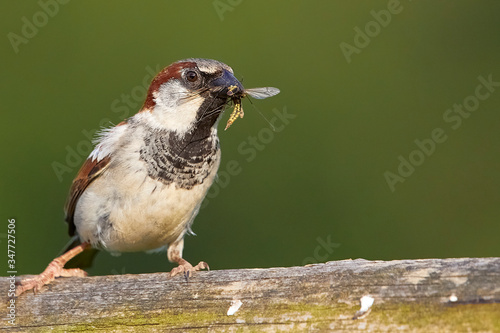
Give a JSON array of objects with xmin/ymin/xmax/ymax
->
[{"xmin": 2, "ymin": 258, "xmax": 499, "ymax": 332}]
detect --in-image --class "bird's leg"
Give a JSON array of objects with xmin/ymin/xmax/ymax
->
[
  {"xmin": 168, "ymin": 238, "xmax": 209, "ymax": 280},
  {"xmin": 15, "ymin": 242, "xmax": 90, "ymax": 296}
]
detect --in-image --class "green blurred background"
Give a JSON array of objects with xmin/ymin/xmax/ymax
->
[{"xmin": 1, "ymin": 1, "xmax": 499, "ymax": 276}]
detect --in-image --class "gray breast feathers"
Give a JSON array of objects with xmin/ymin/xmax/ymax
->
[{"xmin": 139, "ymin": 128, "xmax": 219, "ymax": 189}]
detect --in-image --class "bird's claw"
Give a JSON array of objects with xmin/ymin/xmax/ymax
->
[
  {"xmin": 170, "ymin": 260, "xmax": 209, "ymax": 281},
  {"xmin": 15, "ymin": 261, "xmax": 87, "ymax": 297}
]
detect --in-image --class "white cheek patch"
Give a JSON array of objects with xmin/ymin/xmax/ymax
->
[
  {"xmin": 154, "ymin": 81, "xmax": 181, "ymax": 109},
  {"xmin": 152, "ymin": 81, "xmax": 205, "ymax": 135}
]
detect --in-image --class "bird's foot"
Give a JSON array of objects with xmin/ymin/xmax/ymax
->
[
  {"xmin": 170, "ymin": 258, "xmax": 209, "ymax": 280},
  {"xmin": 15, "ymin": 258, "xmax": 87, "ymax": 297}
]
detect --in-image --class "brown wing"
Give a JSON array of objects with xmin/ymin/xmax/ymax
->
[{"xmin": 64, "ymin": 156, "xmax": 111, "ymax": 236}]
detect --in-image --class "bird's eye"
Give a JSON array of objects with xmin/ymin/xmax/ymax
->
[{"xmin": 186, "ymin": 71, "xmax": 198, "ymax": 82}]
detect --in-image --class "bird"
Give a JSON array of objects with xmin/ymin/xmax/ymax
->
[{"xmin": 16, "ymin": 58, "xmax": 279, "ymax": 296}]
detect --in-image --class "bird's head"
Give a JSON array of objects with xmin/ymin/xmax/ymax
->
[{"xmin": 141, "ymin": 58, "xmax": 245, "ymax": 136}]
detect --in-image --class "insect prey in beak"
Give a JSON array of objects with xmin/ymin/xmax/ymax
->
[{"xmin": 224, "ymin": 86, "xmax": 280, "ymax": 130}]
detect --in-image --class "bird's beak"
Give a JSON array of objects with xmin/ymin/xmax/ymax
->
[{"xmin": 210, "ymin": 70, "xmax": 244, "ymax": 99}]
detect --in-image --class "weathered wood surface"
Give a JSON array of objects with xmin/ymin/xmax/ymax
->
[{"xmin": 1, "ymin": 258, "xmax": 499, "ymax": 332}]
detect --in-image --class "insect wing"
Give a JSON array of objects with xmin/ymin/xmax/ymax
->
[{"xmin": 244, "ymin": 87, "xmax": 280, "ymax": 99}]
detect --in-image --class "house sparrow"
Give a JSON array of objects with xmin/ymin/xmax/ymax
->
[{"xmin": 16, "ymin": 58, "xmax": 279, "ymax": 296}]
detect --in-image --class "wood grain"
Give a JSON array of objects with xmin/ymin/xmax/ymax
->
[{"xmin": 1, "ymin": 258, "xmax": 499, "ymax": 332}]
